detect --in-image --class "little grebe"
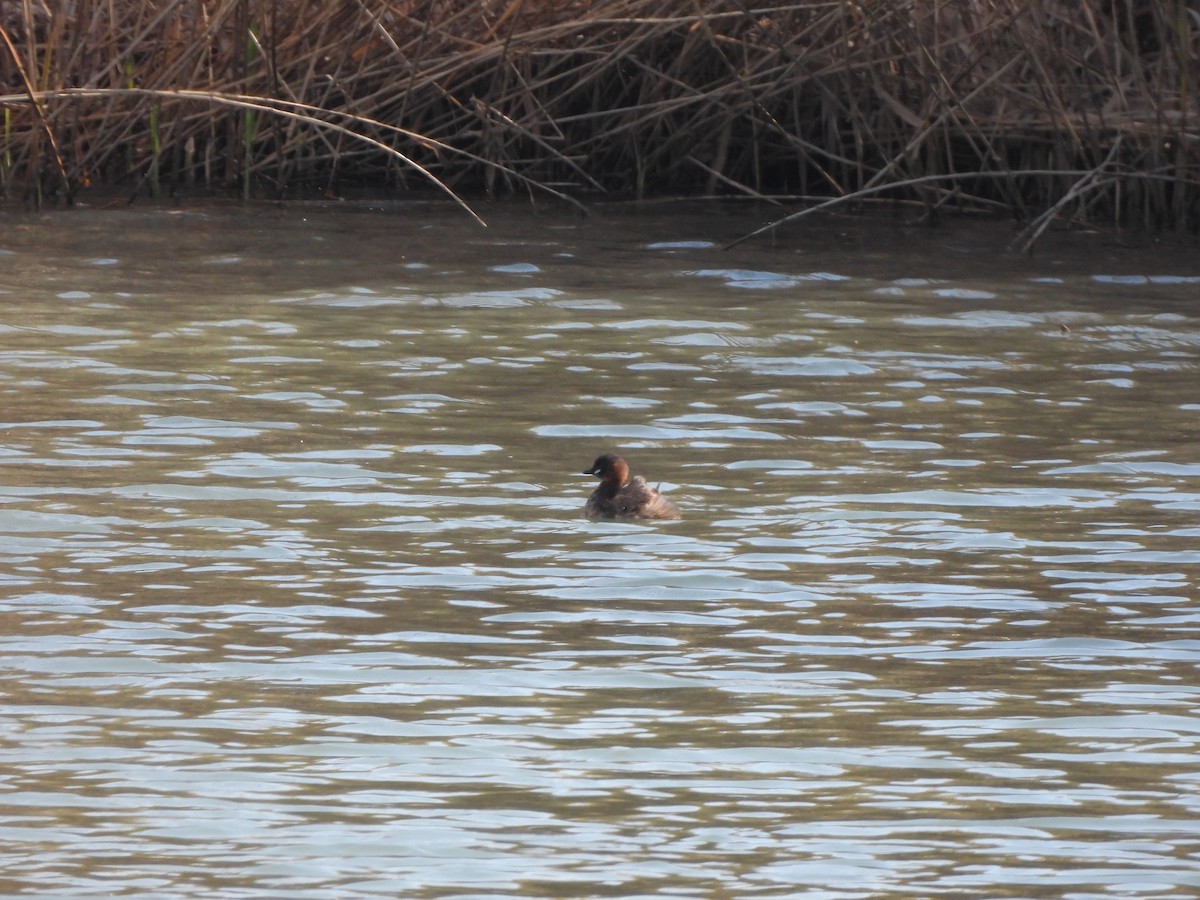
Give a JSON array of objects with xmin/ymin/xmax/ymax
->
[{"xmin": 581, "ymin": 453, "xmax": 680, "ymax": 520}]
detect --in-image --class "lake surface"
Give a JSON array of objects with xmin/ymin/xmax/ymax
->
[{"xmin": 1, "ymin": 201, "xmax": 1198, "ymax": 898}]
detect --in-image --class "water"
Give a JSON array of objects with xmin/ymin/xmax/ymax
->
[{"xmin": 1, "ymin": 203, "xmax": 1198, "ymax": 898}]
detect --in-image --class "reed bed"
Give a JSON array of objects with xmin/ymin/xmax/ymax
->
[{"xmin": 2, "ymin": 0, "xmax": 1197, "ymax": 240}]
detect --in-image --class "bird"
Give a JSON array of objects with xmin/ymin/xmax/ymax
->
[{"xmin": 581, "ymin": 453, "xmax": 680, "ymax": 520}]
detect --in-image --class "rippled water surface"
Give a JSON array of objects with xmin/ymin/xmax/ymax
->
[{"xmin": 1, "ymin": 204, "xmax": 1198, "ymax": 897}]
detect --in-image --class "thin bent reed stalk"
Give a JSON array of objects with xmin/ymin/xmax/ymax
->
[
  {"xmin": 722, "ymin": 164, "xmax": 1195, "ymax": 250},
  {"xmin": 13, "ymin": 84, "xmax": 594, "ymax": 214},
  {"xmin": 0, "ymin": 22, "xmax": 73, "ymax": 202},
  {"xmin": 8, "ymin": 84, "xmax": 484, "ymax": 221},
  {"xmin": 1010, "ymin": 137, "xmax": 1125, "ymax": 254}
]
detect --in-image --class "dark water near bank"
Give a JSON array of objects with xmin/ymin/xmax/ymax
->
[{"xmin": 1, "ymin": 203, "xmax": 1198, "ymax": 898}]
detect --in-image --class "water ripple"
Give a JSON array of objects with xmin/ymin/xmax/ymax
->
[{"xmin": 0, "ymin": 209, "xmax": 1196, "ymax": 899}]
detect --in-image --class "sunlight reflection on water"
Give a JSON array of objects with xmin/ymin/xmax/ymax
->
[{"xmin": 0, "ymin": 206, "xmax": 1198, "ymax": 898}]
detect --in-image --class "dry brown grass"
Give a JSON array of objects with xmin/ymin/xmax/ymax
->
[{"xmin": 2, "ymin": 1, "xmax": 1197, "ymax": 239}]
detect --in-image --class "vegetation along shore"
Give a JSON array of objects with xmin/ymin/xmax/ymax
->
[{"xmin": 2, "ymin": 1, "xmax": 1197, "ymax": 244}]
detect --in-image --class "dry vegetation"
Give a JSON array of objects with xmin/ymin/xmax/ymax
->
[{"xmin": 1, "ymin": 0, "xmax": 1197, "ymax": 241}]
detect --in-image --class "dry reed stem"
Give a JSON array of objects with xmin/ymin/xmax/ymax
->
[
  {"xmin": 1, "ymin": 1, "xmax": 1196, "ymax": 239},
  {"xmin": 0, "ymin": 21, "xmax": 72, "ymax": 202}
]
